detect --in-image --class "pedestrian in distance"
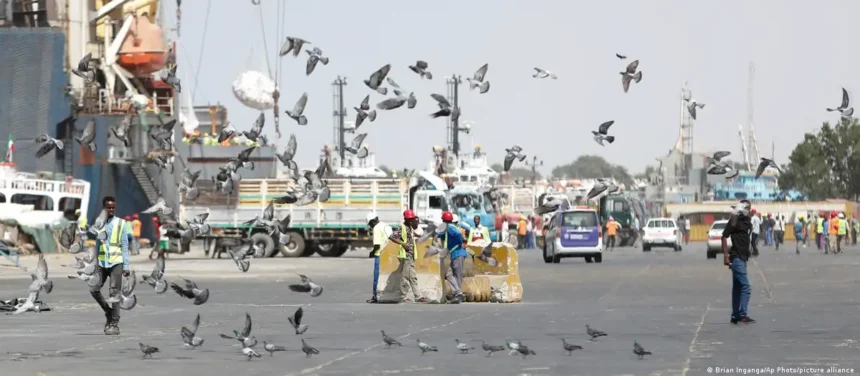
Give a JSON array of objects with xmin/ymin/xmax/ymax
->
[
  {"xmin": 774, "ymin": 215, "xmax": 785, "ymax": 251},
  {"xmin": 828, "ymin": 212, "xmax": 839, "ymax": 254},
  {"xmin": 749, "ymin": 210, "xmax": 761, "ymax": 257},
  {"xmin": 131, "ymin": 213, "xmax": 142, "ymax": 256},
  {"xmin": 388, "ymin": 210, "xmax": 423, "ymax": 303},
  {"xmin": 605, "ymin": 216, "xmax": 621, "ymax": 251},
  {"xmin": 366, "ymin": 212, "xmax": 391, "ymax": 304},
  {"xmin": 794, "ymin": 215, "xmax": 805, "ymax": 254},
  {"xmin": 722, "ymin": 200, "xmax": 755, "ymax": 325},
  {"xmin": 91, "ymin": 196, "xmax": 132, "ymax": 335},
  {"xmin": 467, "ymin": 215, "xmax": 490, "ymax": 244}
]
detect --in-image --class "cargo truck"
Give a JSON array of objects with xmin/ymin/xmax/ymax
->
[
  {"xmin": 180, "ymin": 171, "xmax": 450, "ymax": 258},
  {"xmin": 598, "ymin": 193, "xmax": 648, "ymax": 247}
]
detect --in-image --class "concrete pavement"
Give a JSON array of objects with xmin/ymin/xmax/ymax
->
[{"xmin": 1, "ymin": 241, "xmax": 859, "ymax": 375}]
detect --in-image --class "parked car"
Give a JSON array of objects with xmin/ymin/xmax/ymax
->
[
  {"xmin": 706, "ymin": 220, "xmax": 731, "ymax": 259},
  {"xmin": 641, "ymin": 218, "xmax": 682, "ymax": 251},
  {"xmin": 543, "ymin": 207, "xmax": 603, "ymax": 263}
]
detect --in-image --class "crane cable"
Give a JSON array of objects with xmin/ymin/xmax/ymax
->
[
  {"xmin": 253, "ymin": 0, "xmax": 280, "ymax": 138},
  {"xmin": 191, "ymin": 0, "xmax": 212, "ymax": 104}
]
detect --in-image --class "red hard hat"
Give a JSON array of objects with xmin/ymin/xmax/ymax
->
[
  {"xmin": 441, "ymin": 211, "xmax": 454, "ymax": 223},
  {"xmin": 403, "ymin": 209, "xmax": 416, "ymax": 219},
  {"xmin": 124, "ymin": 216, "xmax": 131, "ymax": 220},
  {"xmin": 831, "ymin": 211, "xmax": 838, "ymax": 218},
  {"xmin": 152, "ymin": 217, "xmax": 159, "ymax": 222},
  {"xmin": 750, "ymin": 209, "xmax": 757, "ymax": 214},
  {"xmin": 133, "ymin": 213, "xmax": 139, "ymax": 219}
]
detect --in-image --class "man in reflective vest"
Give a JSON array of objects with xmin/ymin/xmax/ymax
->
[
  {"xmin": 366, "ymin": 212, "xmax": 392, "ymax": 304},
  {"xmin": 468, "ymin": 215, "xmax": 490, "ymax": 245},
  {"xmin": 91, "ymin": 196, "xmax": 131, "ymax": 336},
  {"xmin": 388, "ymin": 209, "xmax": 423, "ymax": 303},
  {"xmin": 439, "ymin": 211, "xmax": 468, "ymax": 303}
]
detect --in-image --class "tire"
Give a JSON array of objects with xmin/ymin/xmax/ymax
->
[
  {"xmin": 643, "ymin": 243, "xmax": 651, "ymax": 252},
  {"xmin": 594, "ymin": 253, "xmax": 603, "ymax": 263},
  {"xmin": 707, "ymin": 250, "xmax": 717, "ymax": 259},
  {"xmin": 584, "ymin": 256, "xmax": 593, "ymax": 263},
  {"xmin": 250, "ymin": 232, "xmax": 277, "ymax": 257},
  {"xmin": 279, "ymin": 232, "xmax": 310, "ymax": 257},
  {"xmin": 542, "ymin": 243, "xmax": 553, "ymax": 263},
  {"xmin": 315, "ymin": 242, "xmax": 349, "ymax": 258},
  {"xmin": 552, "ymin": 253, "xmax": 560, "ymax": 263}
]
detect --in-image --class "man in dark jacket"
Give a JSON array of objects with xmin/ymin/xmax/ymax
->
[{"xmin": 722, "ymin": 200, "xmax": 755, "ymax": 324}]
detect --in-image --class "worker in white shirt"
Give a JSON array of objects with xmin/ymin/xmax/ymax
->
[
  {"xmin": 468, "ymin": 215, "xmax": 490, "ymax": 244},
  {"xmin": 366, "ymin": 212, "xmax": 392, "ymax": 304}
]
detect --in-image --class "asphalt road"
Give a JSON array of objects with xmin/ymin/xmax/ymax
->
[{"xmin": 1, "ymin": 241, "xmax": 859, "ymax": 376}]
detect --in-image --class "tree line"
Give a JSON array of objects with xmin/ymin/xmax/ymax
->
[{"xmin": 779, "ymin": 117, "xmax": 860, "ymax": 201}]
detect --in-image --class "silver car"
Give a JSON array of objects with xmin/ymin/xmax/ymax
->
[{"xmin": 706, "ymin": 220, "xmax": 732, "ymax": 259}]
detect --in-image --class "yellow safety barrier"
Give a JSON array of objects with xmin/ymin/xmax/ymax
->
[{"xmin": 376, "ymin": 238, "xmax": 523, "ymax": 303}]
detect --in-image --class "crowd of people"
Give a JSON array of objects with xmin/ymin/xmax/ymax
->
[{"xmin": 181, "ymin": 129, "xmax": 265, "ymax": 147}]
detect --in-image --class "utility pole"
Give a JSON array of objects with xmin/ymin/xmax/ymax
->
[
  {"xmin": 525, "ymin": 155, "xmax": 543, "ymax": 185},
  {"xmin": 446, "ymin": 75, "xmax": 463, "ymax": 161},
  {"xmin": 331, "ymin": 76, "xmax": 348, "ymax": 162}
]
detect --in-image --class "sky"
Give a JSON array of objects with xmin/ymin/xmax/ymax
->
[{"xmin": 171, "ymin": 0, "xmax": 860, "ymax": 176}]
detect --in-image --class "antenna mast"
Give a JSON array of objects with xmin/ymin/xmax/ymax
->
[
  {"xmin": 738, "ymin": 124, "xmax": 751, "ymax": 170},
  {"xmin": 746, "ymin": 61, "xmax": 761, "ymax": 165},
  {"xmin": 679, "ymin": 81, "xmax": 693, "ymax": 184}
]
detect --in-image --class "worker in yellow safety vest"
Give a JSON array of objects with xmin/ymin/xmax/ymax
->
[
  {"xmin": 388, "ymin": 209, "xmax": 423, "ymax": 303},
  {"xmin": 468, "ymin": 215, "xmax": 490, "ymax": 244},
  {"xmin": 816, "ymin": 214, "xmax": 825, "ymax": 250},
  {"xmin": 91, "ymin": 196, "xmax": 132, "ymax": 336}
]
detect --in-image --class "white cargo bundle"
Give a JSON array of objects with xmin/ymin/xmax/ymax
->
[{"xmin": 232, "ymin": 71, "xmax": 276, "ymax": 110}]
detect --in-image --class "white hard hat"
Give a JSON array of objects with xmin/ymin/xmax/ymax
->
[
  {"xmin": 452, "ymin": 214, "xmax": 460, "ymax": 223},
  {"xmin": 366, "ymin": 212, "xmax": 379, "ymax": 223}
]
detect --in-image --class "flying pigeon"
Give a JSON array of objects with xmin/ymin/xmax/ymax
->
[
  {"xmin": 34, "ymin": 134, "xmax": 64, "ymax": 159},
  {"xmin": 263, "ymin": 341, "xmax": 286, "ymax": 356},
  {"xmin": 466, "ymin": 63, "xmax": 490, "ymax": 94},
  {"xmin": 586, "ymin": 325, "xmax": 607, "ymax": 341},
  {"xmin": 707, "ymin": 163, "xmax": 735, "ymax": 176},
  {"xmin": 354, "ymin": 95, "xmax": 377, "ymax": 129},
  {"xmin": 181, "ymin": 313, "xmax": 205, "ymax": 349},
  {"xmin": 288, "ymin": 273, "xmax": 323, "ymax": 297},
  {"xmin": 620, "ymin": 60, "xmax": 642, "ymax": 93},
  {"xmin": 305, "ymin": 47, "xmax": 329, "ymax": 76},
  {"xmin": 633, "ymin": 340, "xmax": 652, "ymax": 359},
  {"xmin": 503, "ymin": 145, "xmax": 527, "ymax": 172},
  {"xmin": 161, "ymin": 65, "xmax": 181, "ymax": 92},
  {"xmin": 345, "ymin": 133, "xmax": 369, "ymax": 158},
  {"xmin": 105, "ymin": 269, "xmax": 137, "ymax": 310},
  {"xmin": 481, "ymin": 341, "xmax": 506, "ymax": 357},
  {"xmin": 532, "ymin": 67, "xmax": 558, "ymax": 79},
  {"xmin": 72, "ymin": 52, "xmax": 96, "ymax": 84},
  {"xmin": 242, "ymin": 347, "xmax": 262, "ymax": 360},
  {"xmin": 227, "ymin": 244, "xmax": 250, "ymax": 272},
  {"xmin": 75, "ymin": 120, "xmax": 97, "ymax": 152},
  {"xmin": 455, "ymin": 339, "xmax": 474, "ymax": 354},
  {"xmin": 301, "ymin": 338, "xmax": 320, "ymax": 358},
  {"xmin": 826, "ymin": 87, "xmax": 854, "ymax": 118},
  {"xmin": 139, "ymin": 343, "xmax": 159, "ymax": 358},
  {"xmin": 710, "ymin": 151, "xmax": 731, "ymax": 164},
  {"xmin": 381, "ymin": 331, "xmax": 402, "ymax": 348},
  {"xmin": 288, "ymin": 306, "xmax": 309, "ymax": 335},
  {"xmin": 408, "ymin": 60, "xmax": 432, "ymax": 79},
  {"xmin": 561, "ymin": 339, "xmax": 583, "ymax": 355},
  {"xmin": 276, "ymin": 133, "xmax": 299, "ymax": 172},
  {"xmin": 279, "ymin": 36, "xmax": 310, "ymax": 57},
  {"xmin": 364, "ymin": 64, "xmax": 391, "ymax": 95},
  {"xmin": 142, "ymin": 197, "xmax": 172, "ymax": 215},
  {"xmin": 615, "ymin": 53, "xmax": 627, "ymax": 59},
  {"xmin": 218, "ymin": 122, "xmax": 236, "ymax": 143},
  {"xmin": 416, "ymin": 339, "xmax": 438, "ymax": 355},
  {"xmin": 178, "ymin": 169, "xmax": 201, "ymax": 202},
  {"xmin": 220, "ymin": 313, "xmax": 257, "ymax": 348},
  {"xmin": 242, "ymin": 113, "xmax": 265, "ymax": 143},
  {"xmin": 284, "ymin": 92, "xmax": 308, "ymax": 125},
  {"xmin": 755, "ymin": 157, "xmax": 782, "ymax": 179},
  {"xmin": 685, "ymin": 98, "xmax": 705, "ymax": 120},
  {"xmin": 592, "ymin": 120, "xmax": 615, "ymax": 146},
  {"xmin": 111, "ymin": 112, "xmax": 133, "ymax": 148},
  {"xmin": 725, "ymin": 169, "xmax": 740, "ymax": 179},
  {"xmin": 170, "ymin": 277, "xmax": 209, "ymax": 305},
  {"xmin": 28, "ymin": 254, "xmax": 53, "ymax": 298},
  {"xmin": 386, "ymin": 77, "xmax": 418, "ymax": 109},
  {"xmin": 429, "ymin": 93, "xmax": 460, "ymax": 122}
]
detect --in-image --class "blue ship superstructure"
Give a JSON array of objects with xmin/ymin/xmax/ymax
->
[{"xmin": 711, "ymin": 171, "xmax": 805, "ymax": 202}]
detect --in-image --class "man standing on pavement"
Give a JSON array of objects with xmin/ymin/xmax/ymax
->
[
  {"xmin": 794, "ymin": 215, "xmax": 805, "ymax": 254},
  {"xmin": 749, "ymin": 210, "xmax": 761, "ymax": 257},
  {"xmin": 631, "ymin": 216, "xmax": 640, "ymax": 247},
  {"xmin": 388, "ymin": 210, "xmax": 423, "ymax": 303},
  {"xmin": 837, "ymin": 213, "xmax": 847, "ymax": 252},
  {"xmin": 828, "ymin": 212, "xmax": 840, "ymax": 254},
  {"xmin": 817, "ymin": 213, "xmax": 825, "ymax": 250},
  {"xmin": 131, "ymin": 214, "xmax": 142, "ymax": 256},
  {"xmin": 439, "ymin": 211, "xmax": 467, "ymax": 304},
  {"xmin": 366, "ymin": 212, "xmax": 391, "ymax": 303},
  {"xmin": 468, "ymin": 215, "xmax": 490, "ymax": 244},
  {"xmin": 677, "ymin": 216, "xmax": 687, "ymax": 244},
  {"xmin": 91, "ymin": 196, "xmax": 131, "ymax": 335},
  {"xmin": 517, "ymin": 215, "xmax": 528, "ymax": 249},
  {"xmin": 722, "ymin": 200, "xmax": 754, "ymax": 324},
  {"xmin": 774, "ymin": 215, "xmax": 785, "ymax": 251},
  {"xmin": 605, "ymin": 216, "xmax": 620, "ymax": 251}
]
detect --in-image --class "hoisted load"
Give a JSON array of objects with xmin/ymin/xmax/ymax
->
[
  {"xmin": 117, "ymin": 13, "xmax": 168, "ymax": 76},
  {"xmin": 232, "ymin": 71, "xmax": 276, "ymax": 111}
]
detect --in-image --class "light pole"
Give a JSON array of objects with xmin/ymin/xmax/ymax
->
[
  {"xmin": 445, "ymin": 75, "xmax": 463, "ymax": 159},
  {"xmin": 525, "ymin": 156, "xmax": 543, "ymax": 185}
]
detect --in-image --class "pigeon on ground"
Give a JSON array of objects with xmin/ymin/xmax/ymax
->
[
  {"xmin": 516, "ymin": 345, "xmax": 537, "ymax": 358},
  {"xmin": 466, "ymin": 63, "xmax": 490, "ymax": 94},
  {"xmin": 72, "ymin": 52, "xmax": 96, "ymax": 84},
  {"xmin": 586, "ymin": 325, "xmax": 607, "ymax": 341},
  {"xmin": 620, "ymin": 60, "xmax": 642, "ymax": 93},
  {"xmin": 220, "ymin": 313, "xmax": 257, "ymax": 348},
  {"xmin": 616, "ymin": 53, "xmax": 627, "ymax": 59},
  {"xmin": 416, "ymin": 339, "xmax": 438, "ymax": 355},
  {"xmin": 305, "ymin": 47, "xmax": 329, "ymax": 76},
  {"xmin": 279, "ymin": 36, "xmax": 310, "ymax": 57},
  {"xmin": 755, "ymin": 157, "xmax": 782, "ymax": 178},
  {"xmin": 455, "ymin": 339, "xmax": 474, "ymax": 354},
  {"xmin": 181, "ymin": 313, "xmax": 204, "ymax": 349},
  {"xmin": 409, "ymin": 60, "xmax": 432, "ymax": 79},
  {"xmin": 561, "ymin": 339, "xmax": 583, "ymax": 355},
  {"xmin": 481, "ymin": 341, "xmax": 506, "ymax": 357},
  {"xmin": 634, "ymin": 340, "xmax": 652, "ymax": 359},
  {"xmin": 263, "ymin": 341, "xmax": 286, "ymax": 356},
  {"xmin": 382, "ymin": 330, "xmax": 402, "ymax": 348},
  {"xmin": 227, "ymin": 244, "xmax": 250, "ymax": 272},
  {"xmin": 170, "ymin": 277, "xmax": 209, "ymax": 305},
  {"xmin": 592, "ymin": 120, "xmax": 615, "ymax": 146},
  {"xmin": 429, "ymin": 93, "xmax": 460, "ymax": 122},
  {"xmin": 354, "ymin": 95, "xmax": 377, "ymax": 129},
  {"xmin": 288, "ymin": 273, "xmax": 323, "ymax": 297},
  {"xmin": 34, "ymin": 134, "xmax": 64, "ymax": 158},
  {"xmin": 142, "ymin": 197, "xmax": 173, "ymax": 215},
  {"xmin": 505, "ymin": 339, "xmax": 522, "ymax": 355},
  {"xmin": 503, "ymin": 145, "xmax": 527, "ymax": 172},
  {"xmin": 75, "ymin": 120, "xmax": 97, "ymax": 152},
  {"xmin": 140, "ymin": 343, "xmax": 159, "ymax": 358},
  {"xmin": 301, "ymin": 339, "xmax": 319, "ymax": 358},
  {"xmin": 685, "ymin": 98, "xmax": 706, "ymax": 120},
  {"xmin": 288, "ymin": 306, "xmax": 309, "ymax": 335},
  {"xmin": 242, "ymin": 113, "xmax": 266, "ymax": 144},
  {"xmin": 532, "ymin": 67, "xmax": 558, "ymax": 79},
  {"xmin": 161, "ymin": 65, "xmax": 181, "ymax": 92},
  {"xmin": 111, "ymin": 112, "xmax": 133, "ymax": 148},
  {"xmin": 242, "ymin": 347, "xmax": 262, "ymax": 360},
  {"xmin": 284, "ymin": 92, "xmax": 308, "ymax": 125},
  {"xmin": 826, "ymin": 87, "xmax": 854, "ymax": 118},
  {"xmin": 344, "ymin": 133, "xmax": 369, "ymax": 158},
  {"xmin": 29, "ymin": 254, "xmax": 53, "ymax": 295},
  {"xmin": 364, "ymin": 64, "xmax": 391, "ymax": 95}
]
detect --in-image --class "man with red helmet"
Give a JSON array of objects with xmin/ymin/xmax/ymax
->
[
  {"xmin": 388, "ymin": 209, "xmax": 423, "ymax": 303},
  {"xmin": 438, "ymin": 211, "xmax": 468, "ymax": 303}
]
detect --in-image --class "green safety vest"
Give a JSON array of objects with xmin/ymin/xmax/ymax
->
[
  {"xmin": 817, "ymin": 218, "xmax": 824, "ymax": 233},
  {"xmin": 467, "ymin": 226, "xmax": 490, "ymax": 243},
  {"xmin": 98, "ymin": 218, "xmax": 126, "ymax": 264},
  {"xmin": 397, "ymin": 225, "xmax": 417, "ymax": 260},
  {"xmin": 838, "ymin": 219, "xmax": 847, "ymax": 235}
]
